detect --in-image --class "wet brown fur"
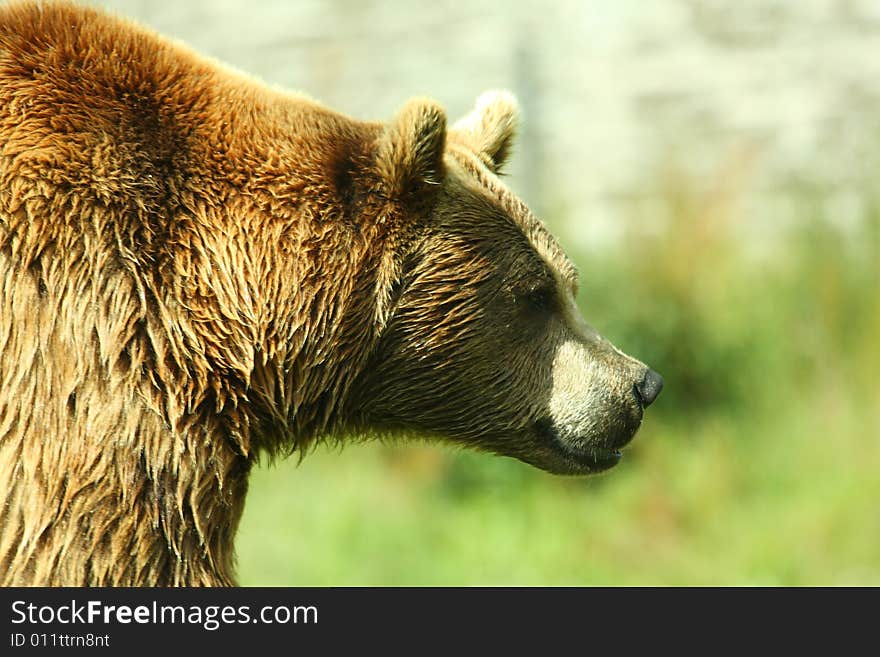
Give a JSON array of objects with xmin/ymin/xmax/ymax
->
[
  {"xmin": 0, "ymin": 2, "xmax": 627, "ymax": 586},
  {"xmin": 0, "ymin": 1, "xmax": 439, "ymax": 586}
]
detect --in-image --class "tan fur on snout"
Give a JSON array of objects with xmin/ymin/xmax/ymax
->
[
  {"xmin": 547, "ymin": 287, "xmax": 649, "ymax": 447},
  {"xmin": 549, "ymin": 338, "xmax": 646, "ymax": 453}
]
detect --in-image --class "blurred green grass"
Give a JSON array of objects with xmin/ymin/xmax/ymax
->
[{"xmin": 236, "ymin": 169, "xmax": 880, "ymax": 586}]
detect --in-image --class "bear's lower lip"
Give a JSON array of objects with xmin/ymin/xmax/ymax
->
[
  {"xmin": 533, "ymin": 419, "xmax": 627, "ymax": 473},
  {"xmin": 550, "ymin": 438, "xmax": 623, "ymax": 473},
  {"xmin": 565, "ymin": 446, "xmax": 622, "ymax": 472},
  {"xmin": 591, "ymin": 448, "xmax": 623, "ymax": 470}
]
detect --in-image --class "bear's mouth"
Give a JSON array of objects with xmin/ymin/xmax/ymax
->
[
  {"xmin": 532, "ymin": 417, "xmax": 635, "ymax": 474},
  {"xmin": 555, "ymin": 441, "xmax": 623, "ymax": 473}
]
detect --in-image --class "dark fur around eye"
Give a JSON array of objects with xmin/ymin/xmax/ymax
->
[{"xmin": 517, "ymin": 284, "xmax": 555, "ymax": 313}]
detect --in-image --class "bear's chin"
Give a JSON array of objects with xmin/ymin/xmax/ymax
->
[
  {"xmin": 547, "ymin": 442, "xmax": 624, "ymax": 475},
  {"xmin": 512, "ymin": 442, "xmax": 623, "ymax": 476},
  {"xmin": 523, "ymin": 417, "xmax": 642, "ymax": 475}
]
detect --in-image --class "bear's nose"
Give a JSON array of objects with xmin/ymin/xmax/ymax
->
[{"xmin": 635, "ymin": 369, "xmax": 664, "ymax": 408}]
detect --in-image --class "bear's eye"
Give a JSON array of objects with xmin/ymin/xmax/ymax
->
[{"xmin": 517, "ymin": 284, "xmax": 555, "ymax": 314}]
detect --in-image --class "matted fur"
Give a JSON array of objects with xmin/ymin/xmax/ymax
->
[
  {"xmin": 0, "ymin": 1, "xmax": 396, "ymax": 586},
  {"xmin": 0, "ymin": 2, "xmax": 658, "ymax": 586}
]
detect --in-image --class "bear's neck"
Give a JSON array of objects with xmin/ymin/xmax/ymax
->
[
  {"xmin": 0, "ymin": 80, "xmax": 391, "ymax": 585},
  {"xmin": 0, "ymin": 377, "xmax": 251, "ymax": 586},
  {"xmin": 0, "ymin": 184, "xmax": 388, "ymax": 587},
  {"xmin": 0, "ymin": 242, "xmax": 260, "ymax": 584}
]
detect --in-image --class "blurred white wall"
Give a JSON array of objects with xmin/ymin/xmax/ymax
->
[{"xmin": 93, "ymin": 0, "xmax": 880, "ymax": 250}]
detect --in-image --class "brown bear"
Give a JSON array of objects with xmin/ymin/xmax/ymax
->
[{"xmin": 0, "ymin": 1, "xmax": 662, "ymax": 586}]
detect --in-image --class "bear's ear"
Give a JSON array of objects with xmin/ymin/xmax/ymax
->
[
  {"xmin": 376, "ymin": 98, "xmax": 447, "ymax": 199},
  {"xmin": 452, "ymin": 90, "xmax": 519, "ymax": 172}
]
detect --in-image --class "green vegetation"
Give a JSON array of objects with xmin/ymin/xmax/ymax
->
[{"xmin": 237, "ymin": 174, "xmax": 880, "ymax": 585}]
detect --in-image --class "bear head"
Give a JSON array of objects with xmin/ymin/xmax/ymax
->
[{"xmin": 349, "ymin": 91, "xmax": 662, "ymax": 475}]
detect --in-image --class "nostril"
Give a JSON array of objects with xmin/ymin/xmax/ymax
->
[{"xmin": 635, "ymin": 369, "xmax": 664, "ymax": 408}]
